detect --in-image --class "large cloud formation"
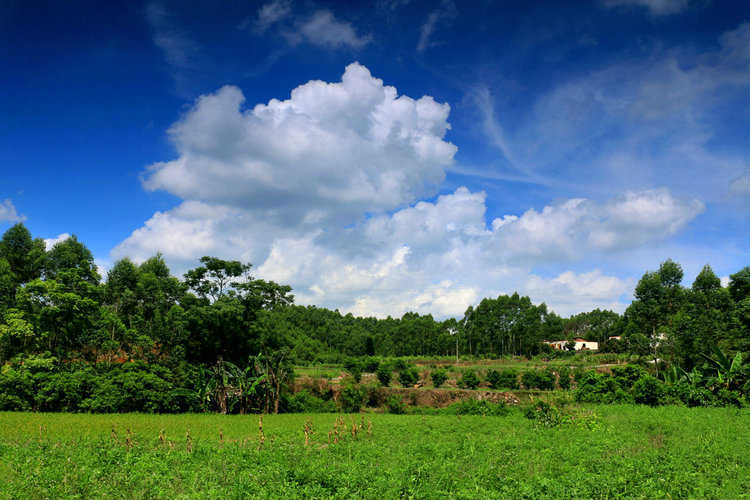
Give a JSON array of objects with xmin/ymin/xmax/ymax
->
[
  {"xmin": 142, "ymin": 62, "xmax": 455, "ymax": 225},
  {"xmin": 114, "ymin": 63, "xmax": 704, "ymax": 318}
]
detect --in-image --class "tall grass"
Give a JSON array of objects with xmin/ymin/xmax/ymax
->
[{"xmin": 1, "ymin": 406, "xmax": 749, "ymax": 498}]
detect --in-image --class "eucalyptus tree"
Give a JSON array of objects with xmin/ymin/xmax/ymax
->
[
  {"xmin": 44, "ymin": 235, "xmax": 100, "ymax": 284},
  {"xmin": 0, "ymin": 223, "xmax": 45, "ymax": 292},
  {"xmin": 183, "ymin": 256, "xmax": 294, "ymax": 364}
]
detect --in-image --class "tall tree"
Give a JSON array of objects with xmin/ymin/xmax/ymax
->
[
  {"xmin": 183, "ymin": 257, "xmax": 293, "ymax": 364},
  {"xmin": 184, "ymin": 256, "xmax": 250, "ymax": 301},
  {"xmin": 0, "ymin": 223, "xmax": 45, "ymax": 287},
  {"xmin": 729, "ymin": 266, "xmax": 750, "ymax": 303},
  {"xmin": 44, "ymin": 235, "xmax": 100, "ymax": 284}
]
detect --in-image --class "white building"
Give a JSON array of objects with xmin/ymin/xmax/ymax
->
[{"xmin": 543, "ymin": 338, "xmax": 599, "ymax": 351}]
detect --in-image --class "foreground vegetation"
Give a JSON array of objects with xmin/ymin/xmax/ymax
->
[{"xmin": 2, "ymin": 406, "xmax": 749, "ymax": 498}]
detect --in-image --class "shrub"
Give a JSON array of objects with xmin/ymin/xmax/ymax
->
[
  {"xmin": 521, "ymin": 369, "xmax": 555, "ymax": 390},
  {"xmin": 431, "ymin": 369, "xmax": 448, "ymax": 388},
  {"xmin": 34, "ymin": 369, "xmax": 97, "ymax": 412},
  {"xmin": 632, "ymin": 375, "xmax": 664, "ymax": 406},
  {"xmin": 486, "ymin": 368, "xmax": 519, "ymax": 390},
  {"xmin": 523, "ymin": 400, "xmax": 601, "ymax": 429},
  {"xmin": 343, "ymin": 357, "xmax": 364, "ymax": 383},
  {"xmin": 523, "ymin": 400, "xmax": 563, "ymax": 427},
  {"xmin": 557, "ymin": 365, "xmax": 571, "ymax": 390},
  {"xmin": 376, "ymin": 364, "xmax": 392, "ymax": 387},
  {"xmin": 572, "ymin": 366, "xmax": 587, "ymax": 384},
  {"xmin": 386, "ymin": 395, "xmax": 405, "ymax": 414},
  {"xmin": 611, "ymin": 364, "xmax": 648, "ymax": 388},
  {"xmin": 81, "ymin": 363, "xmax": 175, "ymax": 413},
  {"xmin": 391, "ymin": 359, "xmax": 408, "ymax": 372},
  {"xmin": 287, "ymin": 390, "xmax": 337, "ymax": 413},
  {"xmin": 669, "ymin": 384, "xmax": 717, "ymax": 407},
  {"xmin": 398, "ymin": 367, "xmax": 420, "ymax": 387},
  {"xmin": 339, "ymin": 385, "xmax": 366, "ymax": 413},
  {"xmin": 363, "ymin": 357, "xmax": 381, "ymax": 373},
  {"xmin": 458, "ymin": 370, "xmax": 480, "ymax": 390},
  {"xmin": 574, "ymin": 370, "xmax": 633, "ymax": 404},
  {"xmin": 0, "ymin": 364, "xmax": 34, "ymax": 411},
  {"xmin": 715, "ymin": 388, "xmax": 743, "ymax": 408}
]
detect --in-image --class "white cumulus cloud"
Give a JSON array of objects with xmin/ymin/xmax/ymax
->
[
  {"xmin": 115, "ymin": 64, "xmax": 704, "ymax": 318},
  {"xmin": 43, "ymin": 233, "xmax": 71, "ymax": 249},
  {"xmin": 142, "ymin": 62, "xmax": 456, "ymax": 226}
]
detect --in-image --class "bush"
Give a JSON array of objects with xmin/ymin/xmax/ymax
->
[
  {"xmin": 521, "ymin": 369, "xmax": 555, "ymax": 390},
  {"xmin": 523, "ymin": 400, "xmax": 563, "ymax": 428},
  {"xmin": 523, "ymin": 400, "xmax": 601, "ymax": 429},
  {"xmin": 339, "ymin": 385, "xmax": 366, "ymax": 413},
  {"xmin": 458, "ymin": 370, "xmax": 480, "ymax": 390},
  {"xmin": 343, "ymin": 357, "xmax": 364, "ymax": 383},
  {"xmin": 398, "ymin": 367, "xmax": 420, "ymax": 387},
  {"xmin": 716, "ymin": 388, "xmax": 744, "ymax": 408},
  {"xmin": 386, "ymin": 395, "xmax": 406, "ymax": 414},
  {"xmin": 611, "ymin": 364, "xmax": 648, "ymax": 388},
  {"xmin": 287, "ymin": 390, "xmax": 337, "ymax": 413},
  {"xmin": 574, "ymin": 370, "xmax": 633, "ymax": 404},
  {"xmin": 486, "ymin": 368, "xmax": 519, "ymax": 390},
  {"xmin": 431, "ymin": 369, "xmax": 448, "ymax": 388},
  {"xmin": 668, "ymin": 384, "xmax": 717, "ymax": 407},
  {"xmin": 376, "ymin": 364, "xmax": 392, "ymax": 387},
  {"xmin": 632, "ymin": 375, "xmax": 664, "ymax": 406},
  {"xmin": 363, "ymin": 357, "xmax": 381, "ymax": 373},
  {"xmin": 572, "ymin": 366, "xmax": 587, "ymax": 384},
  {"xmin": 81, "ymin": 363, "xmax": 175, "ymax": 413},
  {"xmin": 391, "ymin": 359, "xmax": 408, "ymax": 372},
  {"xmin": 557, "ymin": 365, "xmax": 571, "ymax": 390},
  {"xmin": 450, "ymin": 399, "xmax": 510, "ymax": 416}
]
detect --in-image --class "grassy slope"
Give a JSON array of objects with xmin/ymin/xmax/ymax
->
[{"xmin": 1, "ymin": 406, "xmax": 749, "ymax": 498}]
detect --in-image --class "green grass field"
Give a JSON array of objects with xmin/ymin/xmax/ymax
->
[{"xmin": 1, "ymin": 406, "xmax": 749, "ymax": 498}]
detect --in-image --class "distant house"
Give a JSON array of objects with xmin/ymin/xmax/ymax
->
[
  {"xmin": 608, "ymin": 335, "xmax": 622, "ymax": 341},
  {"xmin": 543, "ymin": 338, "xmax": 599, "ymax": 351},
  {"xmin": 543, "ymin": 340, "xmax": 568, "ymax": 350}
]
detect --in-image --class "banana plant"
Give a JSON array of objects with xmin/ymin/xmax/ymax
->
[
  {"xmin": 661, "ymin": 365, "xmax": 688, "ymax": 385},
  {"xmin": 223, "ymin": 360, "xmax": 266, "ymax": 414},
  {"xmin": 171, "ymin": 364, "xmax": 215, "ymax": 411},
  {"xmin": 699, "ymin": 345, "xmax": 749, "ymax": 393},
  {"xmin": 681, "ymin": 366, "xmax": 705, "ymax": 387}
]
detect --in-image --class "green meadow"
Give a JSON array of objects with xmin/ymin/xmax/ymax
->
[{"xmin": 1, "ymin": 406, "xmax": 749, "ymax": 499}]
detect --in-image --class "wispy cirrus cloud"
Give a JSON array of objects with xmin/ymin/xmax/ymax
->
[
  {"xmin": 248, "ymin": 2, "xmax": 370, "ymax": 50},
  {"xmin": 146, "ymin": 2, "xmax": 200, "ymax": 70},
  {"xmin": 417, "ymin": 0, "xmax": 456, "ymax": 53},
  {"xmin": 300, "ymin": 10, "xmax": 371, "ymax": 49},
  {"xmin": 252, "ymin": 0, "xmax": 292, "ymax": 34},
  {"xmin": 474, "ymin": 23, "xmax": 750, "ymax": 203},
  {"xmin": 0, "ymin": 199, "xmax": 25, "ymax": 223},
  {"xmin": 602, "ymin": 0, "xmax": 689, "ymax": 17}
]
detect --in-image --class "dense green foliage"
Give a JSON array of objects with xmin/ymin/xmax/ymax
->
[
  {"xmin": 486, "ymin": 368, "xmax": 520, "ymax": 390},
  {"xmin": 457, "ymin": 369, "xmax": 481, "ymax": 390},
  {"xmin": 430, "ymin": 368, "xmax": 448, "ymax": 388},
  {"xmin": 0, "ymin": 222, "xmax": 749, "ymax": 413}
]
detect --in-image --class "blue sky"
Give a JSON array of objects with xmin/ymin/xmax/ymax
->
[{"xmin": 1, "ymin": 0, "xmax": 749, "ymax": 318}]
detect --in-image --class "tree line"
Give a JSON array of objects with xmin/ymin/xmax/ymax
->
[{"xmin": 0, "ymin": 222, "xmax": 748, "ymax": 412}]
